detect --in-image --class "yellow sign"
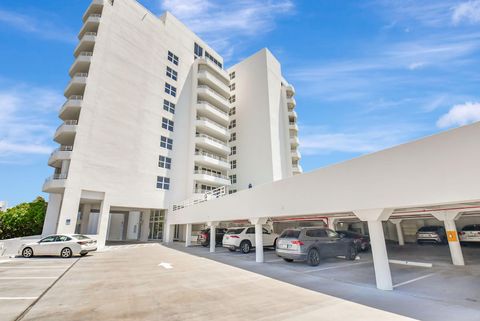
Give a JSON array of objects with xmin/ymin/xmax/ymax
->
[{"xmin": 447, "ymin": 231, "xmax": 458, "ymax": 242}]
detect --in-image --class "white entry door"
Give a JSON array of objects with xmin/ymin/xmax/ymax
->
[
  {"xmin": 126, "ymin": 211, "xmax": 140, "ymax": 240},
  {"xmin": 108, "ymin": 213, "xmax": 125, "ymax": 241}
]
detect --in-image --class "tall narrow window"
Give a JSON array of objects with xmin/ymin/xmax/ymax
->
[
  {"xmin": 229, "ymin": 132, "xmax": 236, "ymax": 142},
  {"xmin": 229, "ymin": 95, "xmax": 236, "ymax": 103},
  {"xmin": 230, "ymin": 146, "xmax": 236, "ymax": 156},
  {"xmin": 229, "ymin": 71, "xmax": 235, "ymax": 80},
  {"xmin": 194, "ymin": 43, "xmax": 203, "ymax": 58},
  {"xmin": 229, "ymin": 107, "xmax": 236, "ymax": 116},
  {"xmin": 229, "ymin": 83, "xmax": 235, "ymax": 91},
  {"xmin": 158, "ymin": 156, "xmax": 172, "ymax": 169},
  {"xmin": 160, "ymin": 136, "xmax": 173, "ymax": 150},
  {"xmin": 229, "ymin": 119, "xmax": 236, "ymax": 129},
  {"xmin": 229, "ymin": 174, "xmax": 237, "ymax": 184},
  {"xmin": 230, "ymin": 160, "xmax": 237, "ymax": 169}
]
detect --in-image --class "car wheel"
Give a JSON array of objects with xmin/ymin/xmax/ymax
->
[
  {"xmin": 201, "ymin": 242, "xmax": 209, "ymax": 247},
  {"xmin": 460, "ymin": 242, "xmax": 467, "ymax": 247},
  {"xmin": 346, "ymin": 245, "xmax": 357, "ymax": 260},
  {"xmin": 306, "ymin": 248, "xmax": 320, "ymax": 266},
  {"xmin": 80, "ymin": 253, "xmax": 87, "ymax": 257},
  {"xmin": 60, "ymin": 247, "xmax": 72, "ymax": 258},
  {"xmin": 22, "ymin": 247, "xmax": 33, "ymax": 258},
  {"xmin": 273, "ymin": 238, "xmax": 278, "ymax": 249},
  {"xmin": 283, "ymin": 258, "xmax": 294, "ymax": 263},
  {"xmin": 240, "ymin": 240, "xmax": 251, "ymax": 254}
]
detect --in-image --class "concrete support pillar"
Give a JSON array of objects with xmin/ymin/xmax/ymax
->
[
  {"xmin": 42, "ymin": 193, "xmax": 62, "ymax": 236},
  {"xmin": 164, "ymin": 224, "xmax": 173, "ymax": 244},
  {"xmin": 185, "ymin": 223, "xmax": 192, "ymax": 247},
  {"xmin": 208, "ymin": 223, "xmax": 217, "ymax": 253},
  {"xmin": 327, "ymin": 218, "xmax": 336, "ymax": 230},
  {"xmin": 432, "ymin": 211, "xmax": 464, "ymax": 266},
  {"xmin": 80, "ymin": 204, "xmax": 92, "ymax": 235},
  {"xmin": 56, "ymin": 188, "xmax": 81, "ymax": 235},
  {"xmin": 139, "ymin": 211, "xmax": 150, "ymax": 242},
  {"xmin": 354, "ymin": 208, "xmax": 393, "ymax": 291},
  {"xmin": 391, "ymin": 219, "xmax": 404, "ymax": 246},
  {"xmin": 96, "ymin": 198, "xmax": 111, "ymax": 249},
  {"xmin": 249, "ymin": 217, "xmax": 268, "ymax": 263}
]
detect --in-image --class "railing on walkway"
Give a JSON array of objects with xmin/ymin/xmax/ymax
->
[{"xmin": 172, "ymin": 186, "xmax": 226, "ymax": 211}]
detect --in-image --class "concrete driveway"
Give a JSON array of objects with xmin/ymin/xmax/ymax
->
[{"xmin": 6, "ymin": 243, "xmax": 414, "ymax": 321}]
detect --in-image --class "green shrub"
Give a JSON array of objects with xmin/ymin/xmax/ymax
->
[{"xmin": 0, "ymin": 197, "xmax": 47, "ymax": 239}]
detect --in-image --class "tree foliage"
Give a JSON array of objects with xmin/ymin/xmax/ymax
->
[{"xmin": 0, "ymin": 197, "xmax": 47, "ymax": 239}]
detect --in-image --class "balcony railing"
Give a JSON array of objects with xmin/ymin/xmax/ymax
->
[
  {"xmin": 46, "ymin": 173, "xmax": 68, "ymax": 182},
  {"xmin": 73, "ymin": 72, "xmax": 88, "ymax": 78},
  {"xmin": 195, "ymin": 151, "xmax": 227, "ymax": 163},
  {"xmin": 172, "ymin": 186, "xmax": 226, "ymax": 211},
  {"xmin": 197, "ymin": 85, "xmax": 230, "ymax": 107},
  {"xmin": 195, "ymin": 133, "xmax": 228, "ymax": 146},
  {"xmin": 84, "ymin": 32, "xmax": 97, "ymax": 36},
  {"xmin": 196, "ymin": 116, "xmax": 228, "ymax": 132},
  {"xmin": 51, "ymin": 145, "xmax": 73, "ymax": 156},
  {"xmin": 57, "ymin": 120, "xmax": 78, "ymax": 131},
  {"xmin": 197, "ymin": 100, "xmax": 228, "ymax": 116},
  {"xmin": 78, "ymin": 51, "xmax": 93, "ymax": 57},
  {"xmin": 68, "ymin": 95, "xmax": 83, "ymax": 100},
  {"xmin": 89, "ymin": 14, "xmax": 102, "ymax": 18},
  {"xmin": 194, "ymin": 170, "xmax": 229, "ymax": 180}
]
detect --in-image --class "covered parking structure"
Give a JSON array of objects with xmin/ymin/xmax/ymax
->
[{"xmin": 166, "ymin": 122, "xmax": 480, "ymax": 291}]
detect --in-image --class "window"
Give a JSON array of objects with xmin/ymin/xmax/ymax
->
[
  {"xmin": 162, "ymin": 117, "xmax": 174, "ymax": 132},
  {"xmin": 167, "ymin": 51, "xmax": 179, "ymax": 65},
  {"xmin": 229, "ymin": 83, "xmax": 235, "ymax": 91},
  {"xmin": 229, "ymin": 95, "xmax": 236, "ymax": 103},
  {"xmin": 194, "ymin": 42, "xmax": 203, "ymax": 58},
  {"xmin": 156, "ymin": 176, "xmax": 170, "ymax": 190},
  {"xmin": 279, "ymin": 230, "xmax": 301, "ymax": 239},
  {"xmin": 229, "ymin": 119, "xmax": 236, "ymax": 129},
  {"xmin": 164, "ymin": 83, "xmax": 177, "ymax": 97},
  {"xmin": 229, "ymin": 107, "xmax": 236, "ymax": 116},
  {"xmin": 40, "ymin": 236, "xmax": 56, "ymax": 243},
  {"xmin": 166, "ymin": 66, "xmax": 178, "ymax": 81},
  {"xmin": 163, "ymin": 99, "xmax": 175, "ymax": 114},
  {"xmin": 230, "ymin": 146, "xmax": 236, "ymax": 156},
  {"xmin": 246, "ymin": 227, "xmax": 255, "ymax": 234},
  {"xmin": 205, "ymin": 51, "xmax": 222, "ymax": 68},
  {"xmin": 229, "ymin": 71, "xmax": 235, "ymax": 80},
  {"xmin": 56, "ymin": 235, "xmax": 71, "ymax": 242},
  {"xmin": 158, "ymin": 155, "xmax": 172, "ymax": 169},
  {"xmin": 230, "ymin": 160, "xmax": 236, "ymax": 169},
  {"xmin": 306, "ymin": 229, "xmax": 327, "ymax": 238},
  {"xmin": 229, "ymin": 132, "xmax": 236, "ymax": 142},
  {"xmin": 160, "ymin": 136, "xmax": 173, "ymax": 150},
  {"xmin": 228, "ymin": 189, "xmax": 237, "ymax": 194},
  {"xmin": 229, "ymin": 174, "xmax": 237, "ymax": 184}
]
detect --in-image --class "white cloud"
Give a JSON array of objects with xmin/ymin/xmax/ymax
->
[
  {"xmin": 436, "ymin": 101, "xmax": 480, "ymax": 128},
  {"xmin": 408, "ymin": 62, "xmax": 426, "ymax": 70},
  {"xmin": 158, "ymin": 0, "xmax": 294, "ymax": 61},
  {"xmin": 0, "ymin": 9, "xmax": 76, "ymax": 43},
  {"xmin": 453, "ymin": 1, "xmax": 480, "ymax": 24},
  {"xmin": 0, "ymin": 85, "xmax": 63, "ymax": 161}
]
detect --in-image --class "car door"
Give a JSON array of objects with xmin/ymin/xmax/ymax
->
[
  {"xmin": 307, "ymin": 229, "xmax": 330, "ymax": 256},
  {"xmin": 245, "ymin": 227, "xmax": 255, "ymax": 246},
  {"xmin": 326, "ymin": 229, "xmax": 345, "ymax": 256},
  {"xmin": 36, "ymin": 235, "xmax": 57, "ymax": 255},
  {"xmin": 262, "ymin": 228, "xmax": 275, "ymax": 246},
  {"xmin": 54, "ymin": 235, "xmax": 73, "ymax": 255}
]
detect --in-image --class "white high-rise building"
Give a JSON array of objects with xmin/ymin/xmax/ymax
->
[{"xmin": 42, "ymin": 0, "xmax": 300, "ymax": 246}]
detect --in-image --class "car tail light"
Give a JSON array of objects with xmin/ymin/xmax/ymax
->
[
  {"xmin": 459, "ymin": 231, "xmax": 465, "ymax": 235},
  {"xmin": 291, "ymin": 240, "xmax": 304, "ymax": 245},
  {"xmin": 77, "ymin": 241, "xmax": 88, "ymax": 245},
  {"xmin": 229, "ymin": 235, "xmax": 240, "ymax": 238}
]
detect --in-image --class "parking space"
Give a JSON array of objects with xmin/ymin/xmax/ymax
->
[
  {"xmin": 0, "ymin": 257, "xmax": 77, "ymax": 321},
  {"xmin": 167, "ymin": 241, "xmax": 480, "ymax": 321}
]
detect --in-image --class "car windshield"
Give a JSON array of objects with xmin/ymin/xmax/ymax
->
[
  {"xmin": 226, "ymin": 228, "xmax": 244, "ymax": 235},
  {"xmin": 279, "ymin": 230, "xmax": 301, "ymax": 238},
  {"xmin": 418, "ymin": 226, "xmax": 441, "ymax": 232},
  {"xmin": 462, "ymin": 225, "xmax": 480, "ymax": 231},
  {"xmin": 72, "ymin": 234, "xmax": 89, "ymax": 240}
]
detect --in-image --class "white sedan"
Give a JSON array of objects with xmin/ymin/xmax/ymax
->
[
  {"xmin": 222, "ymin": 226, "xmax": 279, "ymax": 253},
  {"xmin": 18, "ymin": 234, "xmax": 97, "ymax": 258}
]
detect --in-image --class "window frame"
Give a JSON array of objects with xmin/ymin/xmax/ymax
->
[
  {"xmin": 160, "ymin": 136, "xmax": 173, "ymax": 150},
  {"xmin": 158, "ymin": 155, "xmax": 172, "ymax": 169},
  {"xmin": 156, "ymin": 176, "xmax": 170, "ymax": 190}
]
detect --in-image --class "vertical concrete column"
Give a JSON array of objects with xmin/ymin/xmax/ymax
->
[
  {"xmin": 432, "ymin": 211, "xmax": 464, "ymax": 266},
  {"xmin": 185, "ymin": 224, "xmax": 192, "ymax": 247},
  {"xmin": 327, "ymin": 218, "xmax": 336, "ymax": 230},
  {"xmin": 96, "ymin": 197, "xmax": 111, "ymax": 249},
  {"xmin": 390, "ymin": 219, "xmax": 404, "ymax": 246},
  {"xmin": 42, "ymin": 193, "xmax": 63, "ymax": 236},
  {"xmin": 164, "ymin": 224, "xmax": 173, "ymax": 244},
  {"xmin": 56, "ymin": 188, "xmax": 81, "ymax": 235},
  {"xmin": 249, "ymin": 217, "xmax": 268, "ymax": 263},
  {"xmin": 209, "ymin": 224, "xmax": 216, "ymax": 253},
  {"xmin": 354, "ymin": 208, "xmax": 393, "ymax": 291},
  {"xmin": 60, "ymin": 160, "xmax": 70, "ymax": 176},
  {"xmin": 140, "ymin": 211, "xmax": 150, "ymax": 242},
  {"xmin": 80, "ymin": 204, "xmax": 92, "ymax": 234}
]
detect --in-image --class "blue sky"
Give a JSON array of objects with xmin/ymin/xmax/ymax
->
[{"xmin": 0, "ymin": 0, "xmax": 479, "ymax": 206}]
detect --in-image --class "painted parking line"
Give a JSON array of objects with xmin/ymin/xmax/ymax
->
[
  {"xmin": 393, "ymin": 273, "xmax": 436, "ymax": 288},
  {"xmin": 303, "ymin": 261, "xmax": 371, "ymax": 273},
  {"xmin": 0, "ymin": 266, "xmax": 69, "ymax": 269},
  {"xmin": 0, "ymin": 297, "xmax": 37, "ymax": 300},
  {"xmin": 0, "ymin": 260, "xmax": 12, "ymax": 264},
  {"xmin": 0, "ymin": 277, "xmax": 58, "ymax": 280}
]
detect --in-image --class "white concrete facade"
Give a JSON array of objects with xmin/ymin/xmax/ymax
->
[{"xmin": 41, "ymin": 0, "xmax": 299, "ymax": 246}]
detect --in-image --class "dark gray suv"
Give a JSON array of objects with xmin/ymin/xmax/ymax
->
[{"xmin": 276, "ymin": 227, "xmax": 357, "ymax": 266}]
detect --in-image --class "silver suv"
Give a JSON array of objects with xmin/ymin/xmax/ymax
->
[{"xmin": 275, "ymin": 227, "xmax": 357, "ymax": 266}]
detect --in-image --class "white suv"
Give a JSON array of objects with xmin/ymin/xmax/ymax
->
[{"xmin": 222, "ymin": 226, "xmax": 278, "ymax": 253}]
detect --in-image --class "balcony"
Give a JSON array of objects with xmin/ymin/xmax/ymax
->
[
  {"xmin": 64, "ymin": 73, "xmax": 88, "ymax": 98},
  {"xmin": 42, "ymin": 173, "xmax": 68, "ymax": 193},
  {"xmin": 69, "ymin": 52, "xmax": 93, "ymax": 77},
  {"xmin": 291, "ymin": 149, "xmax": 301, "ymax": 160},
  {"xmin": 288, "ymin": 110, "xmax": 297, "ymax": 120},
  {"xmin": 54, "ymin": 120, "xmax": 78, "ymax": 145},
  {"xmin": 194, "ymin": 151, "xmax": 230, "ymax": 171},
  {"xmin": 82, "ymin": 0, "xmax": 104, "ymax": 22},
  {"xmin": 290, "ymin": 136, "xmax": 299, "ymax": 147},
  {"xmin": 287, "ymin": 97, "xmax": 296, "ymax": 109},
  {"xmin": 196, "ymin": 101, "xmax": 229, "ymax": 126},
  {"xmin": 197, "ymin": 69, "xmax": 230, "ymax": 98},
  {"xmin": 78, "ymin": 14, "xmax": 101, "ymax": 39},
  {"xmin": 194, "ymin": 170, "xmax": 231, "ymax": 186},
  {"xmin": 293, "ymin": 164, "xmax": 303, "ymax": 174},
  {"xmin": 196, "ymin": 116, "xmax": 229, "ymax": 140},
  {"xmin": 289, "ymin": 122, "xmax": 299, "ymax": 132},
  {"xmin": 197, "ymin": 85, "xmax": 230, "ymax": 112},
  {"xmin": 197, "ymin": 58, "xmax": 229, "ymax": 82},
  {"xmin": 59, "ymin": 96, "xmax": 82, "ymax": 121},
  {"xmin": 48, "ymin": 146, "xmax": 73, "ymax": 168},
  {"xmin": 286, "ymin": 84, "xmax": 295, "ymax": 97},
  {"xmin": 74, "ymin": 32, "xmax": 97, "ymax": 57},
  {"xmin": 195, "ymin": 134, "xmax": 230, "ymax": 155}
]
